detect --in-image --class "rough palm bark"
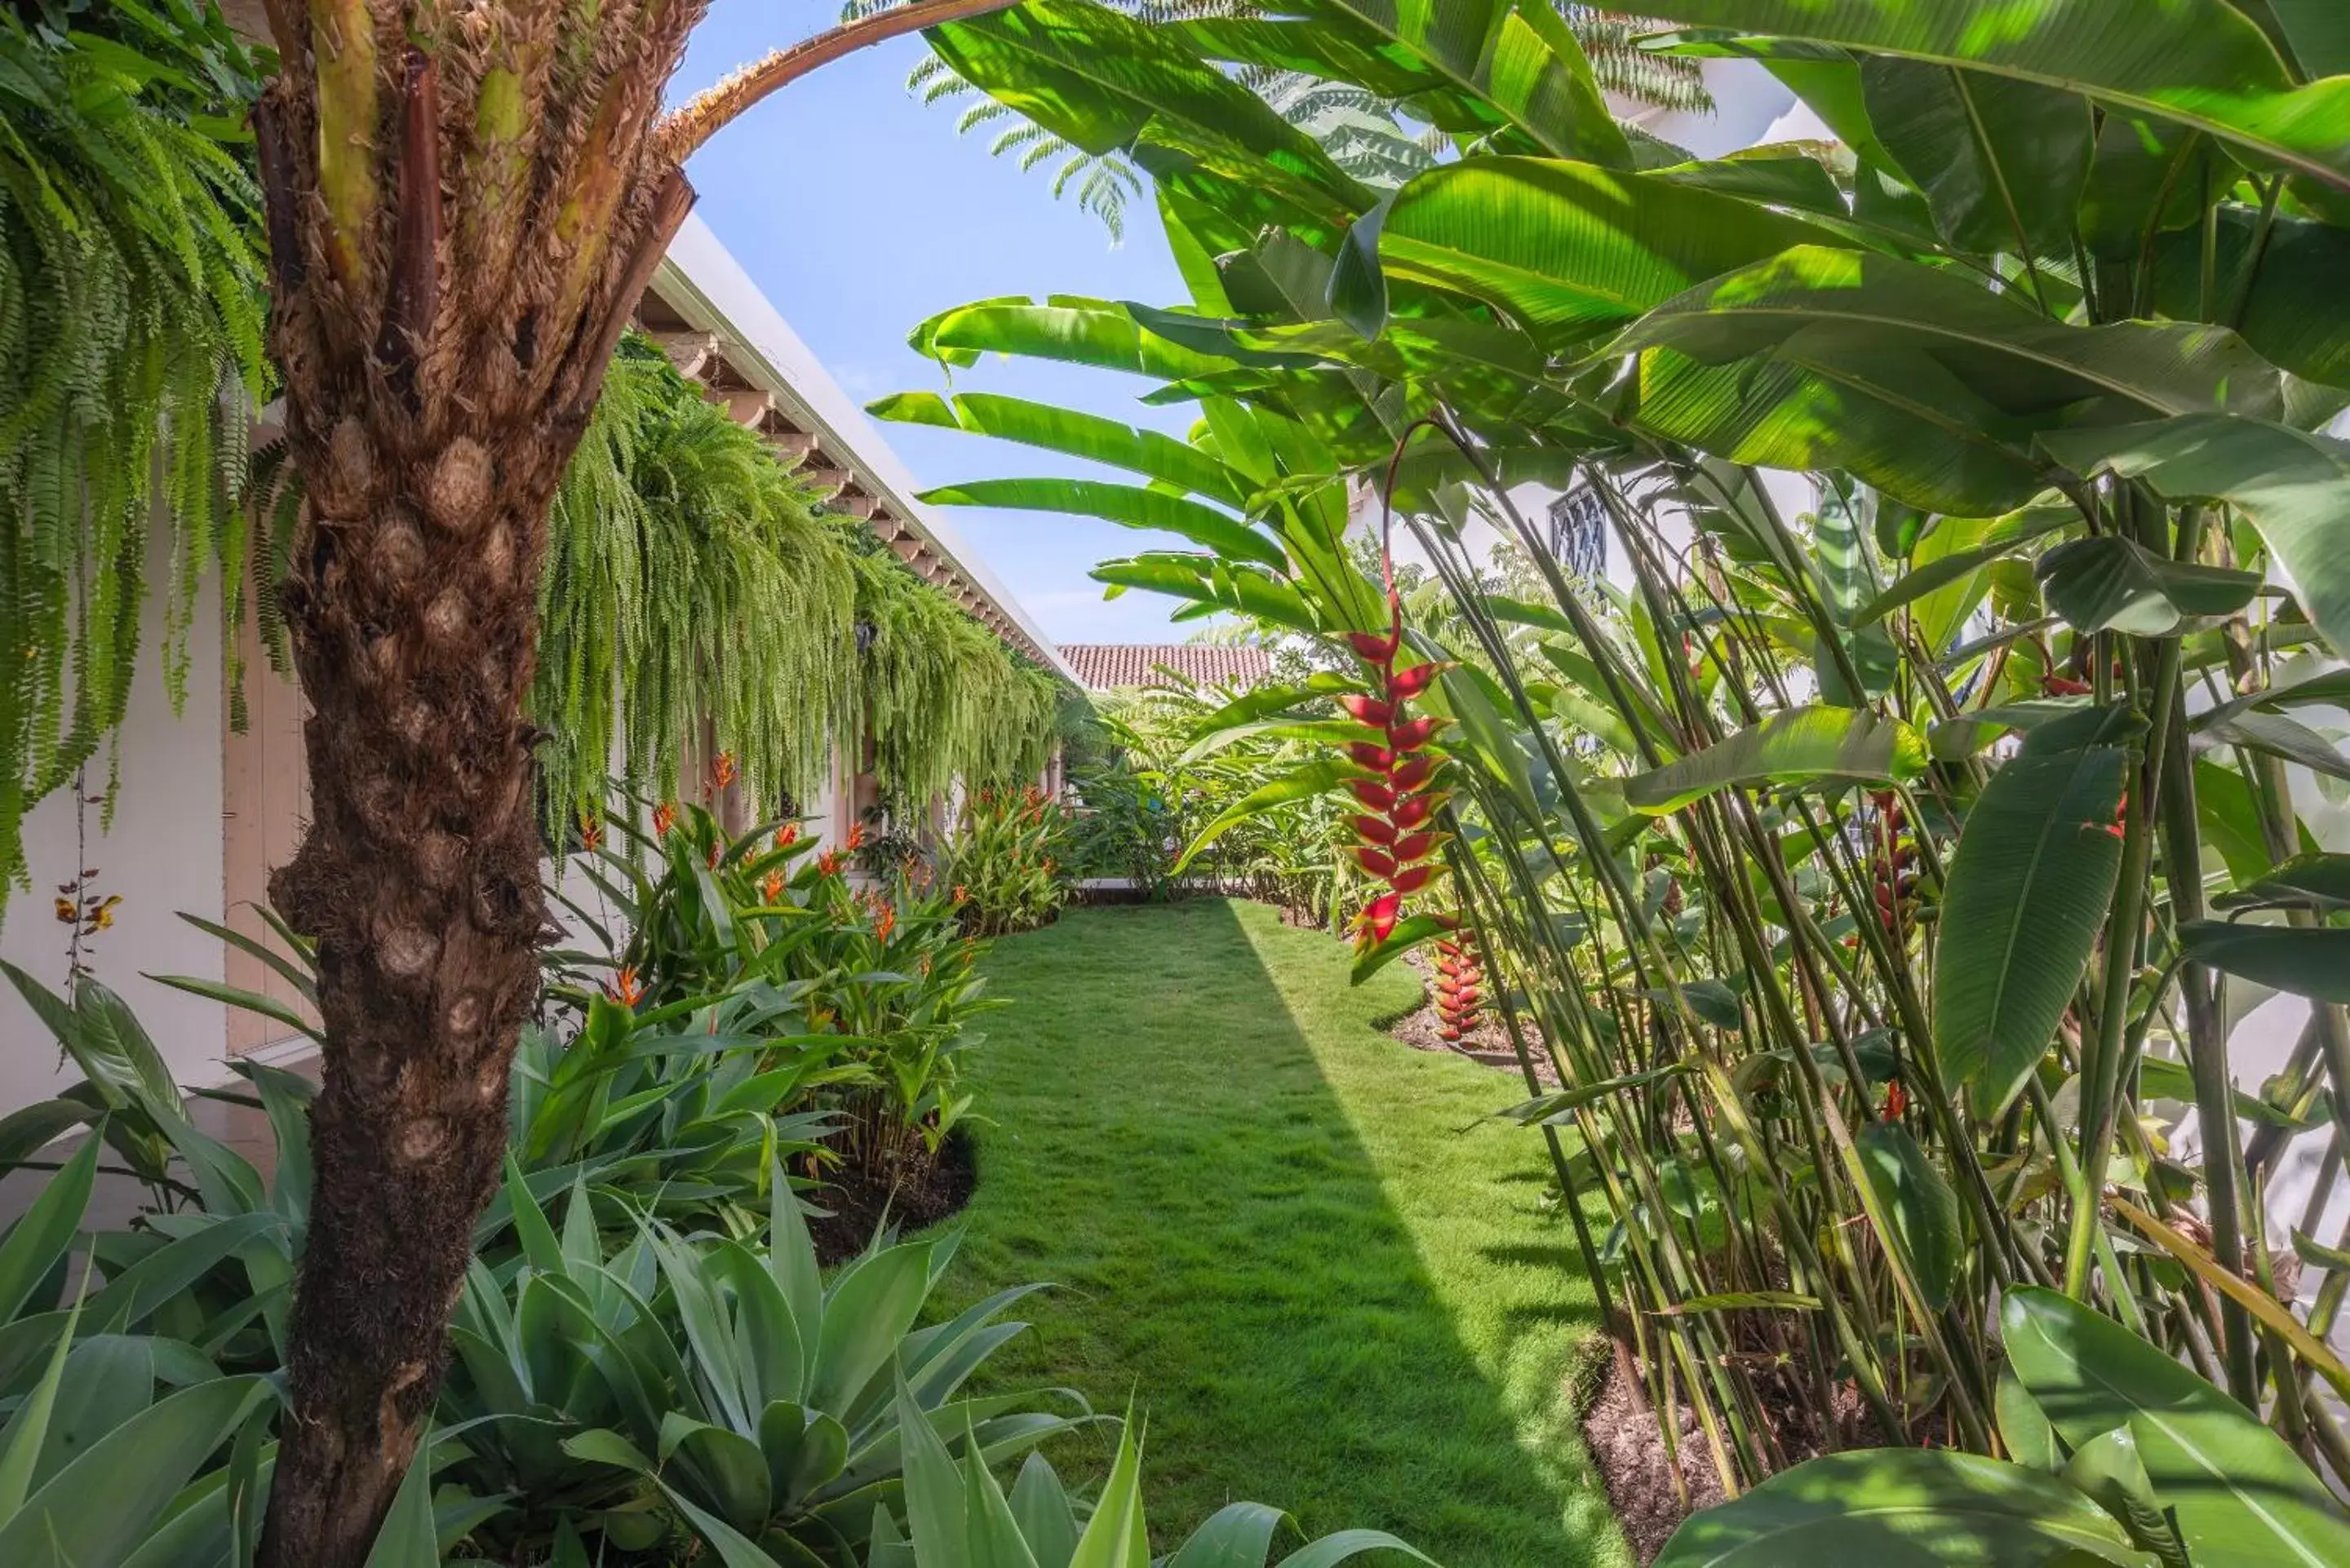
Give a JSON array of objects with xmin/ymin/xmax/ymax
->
[
  {"xmin": 246, "ymin": 2, "xmax": 1016, "ymax": 1561},
  {"xmin": 248, "ymin": 5, "xmax": 695, "ymax": 1561}
]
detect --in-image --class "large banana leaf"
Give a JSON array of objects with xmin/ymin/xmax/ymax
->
[
  {"xmin": 1638, "ymin": 0, "xmax": 2350, "ymax": 193},
  {"xmin": 1175, "ymin": 0, "xmax": 1629, "ymax": 166},
  {"xmin": 1607, "ymin": 246, "xmax": 2285, "ymax": 422},
  {"xmin": 2039, "ymin": 415, "xmax": 2350, "ymax": 655},
  {"xmin": 871, "ymin": 392, "xmax": 1247, "ymax": 507},
  {"xmin": 1623, "ymin": 706, "xmax": 1921, "ymax": 813},
  {"xmin": 1857, "ymin": 55, "xmax": 2091, "ymax": 255},
  {"xmin": 917, "ymin": 479, "xmax": 1287, "ymax": 570},
  {"xmin": 1652, "ymin": 1447, "xmax": 2144, "ymax": 1566},
  {"xmin": 1374, "ymin": 157, "xmax": 1850, "ymax": 348},
  {"xmin": 1932, "ymin": 728, "xmax": 2130, "ymax": 1114},
  {"xmin": 912, "ymin": 299, "xmax": 1242, "ymax": 383},
  {"xmin": 2005, "ymin": 1284, "xmax": 2350, "ymax": 1567}
]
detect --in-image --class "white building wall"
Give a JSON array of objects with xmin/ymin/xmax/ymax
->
[{"xmin": 0, "ymin": 519, "xmax": 229, "ymax": 1105}]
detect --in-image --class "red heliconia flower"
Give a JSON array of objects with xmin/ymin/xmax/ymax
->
[
  {"xmin": 761, "ymin": 870, "xmax": 785, "ymax": 903},
  {"xmin": 1390, "ymin": 755, "xmax": 1441, "ymax": 793},
  {"xmin": 1349, "ymin": 779, "xmax": 1396, "ymax": 812},
  {"xmin": 1439, "ymin": 1025, "xmax": 1463, "ymax": 1043},
  {"xmin": 1390, "ymin": 863, "xmax": 1442, "ymax": 895},
  {"xmin": 1386, "ymin": 662, "xmax": 1441, "ymax": 700},
  {"xmin": 1355, "ymin": 890, "xmax": 1403, "ymax": 945},
  {"xmin": 1340, "ymin": 693, "xmax": 1395, "ymax": 727},
  {"xmin": 1386, "ymin": 715, "xmax": 1449, "ymax": 751},
  {"xmin": 1884, "ymin": 1079, "xmax": 1908, "ymax": 1120},
  {"xmin": 1348, "ymin": 629, "xmax": 1400, "ymax": 664},
  {"xmin": 707, "ymin": 843, "xmax": 723, "ymax": 870},
  {"xmin": 875, "ymin": 901, "xmax": 898, "ymax": 941},
  {"xmin": 1348, "ymin": 742, "xmax": 1394, "ymax": 773},
  {"xmin": 846, "ymin": 822, "xmax": 868, "ymax": 851},
  {"xmin": 710, "ymin": 751, "xmax": 739, "ymax": 791},
  {"xmin": 605, "ymin": 967, "xmax": 646, "ymax": 1008},
  {"xmin": 775, "ymin": 823, "xmax": 800, "ymax": 849},
  {"xmin": 818, "ymin": 850, "xmax": 845, "ymax": 876},
  {"xmin": 653, "ymin": 801, "xmax": 678, "ymax": 839},
  {"xmin": 1350, "ymin": 814, "xmax": 1398, "ymax": 846},
  {"xmin": 1351, "ymin": 846, "xmax": 1399, "ymax": 879},
  {"xmin": 1390, "ymin": 831, "xmax": 1436, "ymax": 863},
  {"xmin": 1390, "ymin": 794, "xmax": 1435, "ymax": 831},
  {"xmin": 578, "ymin": 813, "xmax": 603, "ymax": 853},
  {"xmin": 2041, "ymin": 673, "xmax": 2094, "ymax": 697}
]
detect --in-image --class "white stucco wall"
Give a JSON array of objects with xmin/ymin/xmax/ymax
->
[{"xmin": 0, "ymin": 521, "xmax": 228, "ymax": 1107}]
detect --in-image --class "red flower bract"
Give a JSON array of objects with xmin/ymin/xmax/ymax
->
[
  {"xmin": 1390, "ymin": 831, "xmax": 1436, "ymax": 863},
  {"xmin": 1386, "ymin": 662, "xmax": 1441, "ymax": 700},
  {"xmin": 1389, "ymin": 863, "xmax": 1441, "ymax": 895},
  {"xmin": 1386, "ymin": 715, "xmax": 1448, "ymax": 751},
  {"xmin": 1350, "ymin": 814, "xmax": 1398, "ymax": 846},
  {"xmin": 1351, "ymin": 846, "xmax": 1398, "ymax": 879},
  {"xmin": 1389, "ymin": 755, "xmax": 1440, "ymax": 792},
  {"xmin": 1348, "ymin": 629, "xmax": 1400, "ymax": 664},
  {"xmin": 1349, "ymin": 779, "xmax": 1396, "ymax": 812},
  {"xmin": 1390, "ymin": 794, "xmax": 1435, "ymax": 830},
  {"xmin": 1340, "ymin": 693, "xmax": 1395, "ymax": 727},
  {"xmin": 1349, "ymin": 742, "xmax": 1394, "ymax": 773}
]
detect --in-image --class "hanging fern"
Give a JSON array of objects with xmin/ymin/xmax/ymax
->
[
  {"xmin": 537, "ymin": 336, "xmax": 1059, "ymax": 833},
  {"xmin": 535, "ymin": 337, "xmax": 859, "ymax": 834},
  {"xmin": 0, "ymin": 0, "xmax": 270, "ymax": 891},
  {"xmin": 851, "ymin": 542, "xmax": 1059, "ymax": 807}
]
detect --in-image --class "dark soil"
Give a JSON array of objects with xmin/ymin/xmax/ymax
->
[
  {"xmin": 1389, "ymin": 947, "xmax": 1560, "ymax": 1084},
  {"xmin": 1580, "ymin": 1343, "xmax": 1727, "ymax": 1563},
  {"xmin": 808, "ymin": 1127, "xmax": 977, "ymax": 1266}
]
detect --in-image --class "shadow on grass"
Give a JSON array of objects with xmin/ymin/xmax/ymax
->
[{"xmin": 929, "ymin": 897, "xmax": 1625, "ymax": 1568}]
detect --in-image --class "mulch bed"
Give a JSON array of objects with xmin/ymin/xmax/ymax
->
[
  {"xmin": 808, "ymin": 1127, "xmax": 977, "ymax": 1266},
  {"xmin": 1388, "ymin": 947, "xmax": 1560, "ymax": 1085},
  {"xmin": 1579, "ymin": 1342, "xmax": 1728, "ymax": 1563}
]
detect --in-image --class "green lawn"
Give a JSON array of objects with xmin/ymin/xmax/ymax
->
[{"xmin": 932, "ymin": 898, "xmax": 1626, "ymax": 1567}]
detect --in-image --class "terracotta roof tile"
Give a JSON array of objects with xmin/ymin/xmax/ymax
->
[{"xmin": 1058, "ymin": 644, "xmax": 1275, "ymax": 693}]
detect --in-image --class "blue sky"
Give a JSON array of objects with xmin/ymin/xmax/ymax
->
[{"xmin": 672, "ymin": 3, "xmax": 1202, "ymax": 644}]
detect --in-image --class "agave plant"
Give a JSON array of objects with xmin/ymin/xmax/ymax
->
[
  {"xmin": 870, "ymin": 1378, "xmax": 1432, "ymax": 1568},
  {"xmin": 444, "ymin": 1160, "xmax": 1087, "ymax": 1564}
]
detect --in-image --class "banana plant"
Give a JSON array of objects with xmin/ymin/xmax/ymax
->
[{"xmin": 876, "ymin": 0, "xmax": 2350, "ymax": 1522}]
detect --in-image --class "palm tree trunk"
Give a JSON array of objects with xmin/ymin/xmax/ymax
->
[{"xmin": 248, "ymin": 56, "xmax": 691, "ymax": 1558}]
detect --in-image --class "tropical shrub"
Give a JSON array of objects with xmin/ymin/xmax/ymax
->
[
  {"xmin": 938, "ymin": 783, "xmax": 1073, "ymax": 936},
  {"xmin": 558, "ymin": 789, "xmax": 995, "ymax": 1201},
  {"xmin": 870, "ymin": 1383, "xmax": 1430, "ymax": 1568},
  {"xmin": 879, "ymin": 0, "xmax": 2350, "ymax": 1542}
]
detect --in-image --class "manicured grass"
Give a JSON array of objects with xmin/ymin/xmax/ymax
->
[{"xmin": 931, "ymin": 898, "xmax": 1626, "ymax": 1567}]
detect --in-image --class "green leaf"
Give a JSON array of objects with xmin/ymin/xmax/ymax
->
[
  {"xmin": 2039, "ymin": 415, "xmax": 2350, "ymax": 656},
  {"xmin": 1164, "ymin": 1501, "xmax": 1288, "ymax": 1568},
  {"xmin": 1933, "ymin": 740, "xmax": 2128, "ymax": 1115},
  {"xmin": 809, "ymin": 1242, "xmax": 935, "ymax": 1417},
  {"xmin": 870, "ymin": 391, "xmax": 1245, "ymax": 507},
  {"xmin": 1067, "ymin": 1411, "xmax": 1150, "ymax": 1568},
  {"xmin": 0, "ymin": 1375, "xmax": 269, "ymax": 1566},
  {"xmin": 1858, "ymin": 55, "xmax": 2090, "ymax": 255},
  {"xmin": 1377, "ymin": 157, "xmax": 1847, "ymax": 349},
  {"xmin": 1350, "ymin": 915, "xmax": 1460, "ymax": 983},
  {"xmin": 1856, "ymin": 1120, "xmax": 1962, "ymax": 1312},
  {"xmin": 1177, "ymin": 760, "xmax": 1369, "ymax": 873},
  {"xmin": 2005, "ymin": 1283, "xmax": 2350, "ymax": 1567},
  {"xmin": 0, "ymin": 1134, "xmax": 96, "ymax": 1324},
  {"xmin": 1624, "ymin": 706, "xmax": 1919, "ymax": 813},
  {"xmin": 2062, "ymin": 1427, "xmax": 2189, "ymax": 1568},
  {"xmin": 1652, "ymin": 1446, "xmax": 2143, "ymax": 1566},
  {"xmin": 2176, "ymin": 920, "xmax": 2350, "ymax": 1004},
  {"xmin": 2193, "ymin": 707, "xmax": 2350, "ymax": 783},
  {"xmin": 361, "ymin": 1424, "xmax": 445, "ymax": 1568},
  {"xmin": 0, "ymin": 1102, "xmax": 94, "ymax": 1172},
  {"xmin": 2035, "ymin": 536, "xmax": 2264, "ymax": 637},
  {"xmin": 1996, "ymin": 1366, "xmax": 2060, "ymax": 1473},
  {"xmin": 919, "ymin": 478, "xmax": 1285, "ymax": 571},
  {"xmin": 1652, "ymin": 1290, "xmax": 1821, "ymax": 1316},
  {"xmin": 2137, "ymin": 1055, "xmax": 2317, "ymax": 1132},
  {"xmin": 1327, "ymin": 193, "xmax": 1391, "ymax": 341},
  {"xmin": 2214, "ymin": 852, "xmax": 2350, "ymax": 913},
  {"xmin": 1638, "ymin": 0, "xmax": 2350, "ymax": 194},
  {"xmin": 1009, "ymin": 1453, "xmax": 1079, "ymax": 1568}
]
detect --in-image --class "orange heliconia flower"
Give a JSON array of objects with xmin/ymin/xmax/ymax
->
[
  {"xmin": 775, "ymin": 823, "xmax": 800, "ymax": 849},
  {"xmin": 606, "ymin": 967, "xmax": 646, "ymax": 1007},
  {"xmin": 874, "ymin": 901, "xmax": 898, "ymax": 941},
  {"xmin": 817, "ymin": 850, "xmax": 845, "ymax": 876},
  {"xmin": 762, "ymin": 870, "xmax": 786, "ymax": 903},
  {"xmin": 953, "ymin": 884, "xmax": 970, "ymax": 905},
  {"xmin": 845, "ymin": 822, "xmax": 868, "ymax": 851},
  {"xmin": 653, "ymin": 801, "xmax": 678, "ymax": 838},
  {"xmin": 710, "ymin": 751, "xmax": 738, "ymax": 790},
  {"xmin": 578, "ymin": 813, "xmax": 603, "ymax": 852}
]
